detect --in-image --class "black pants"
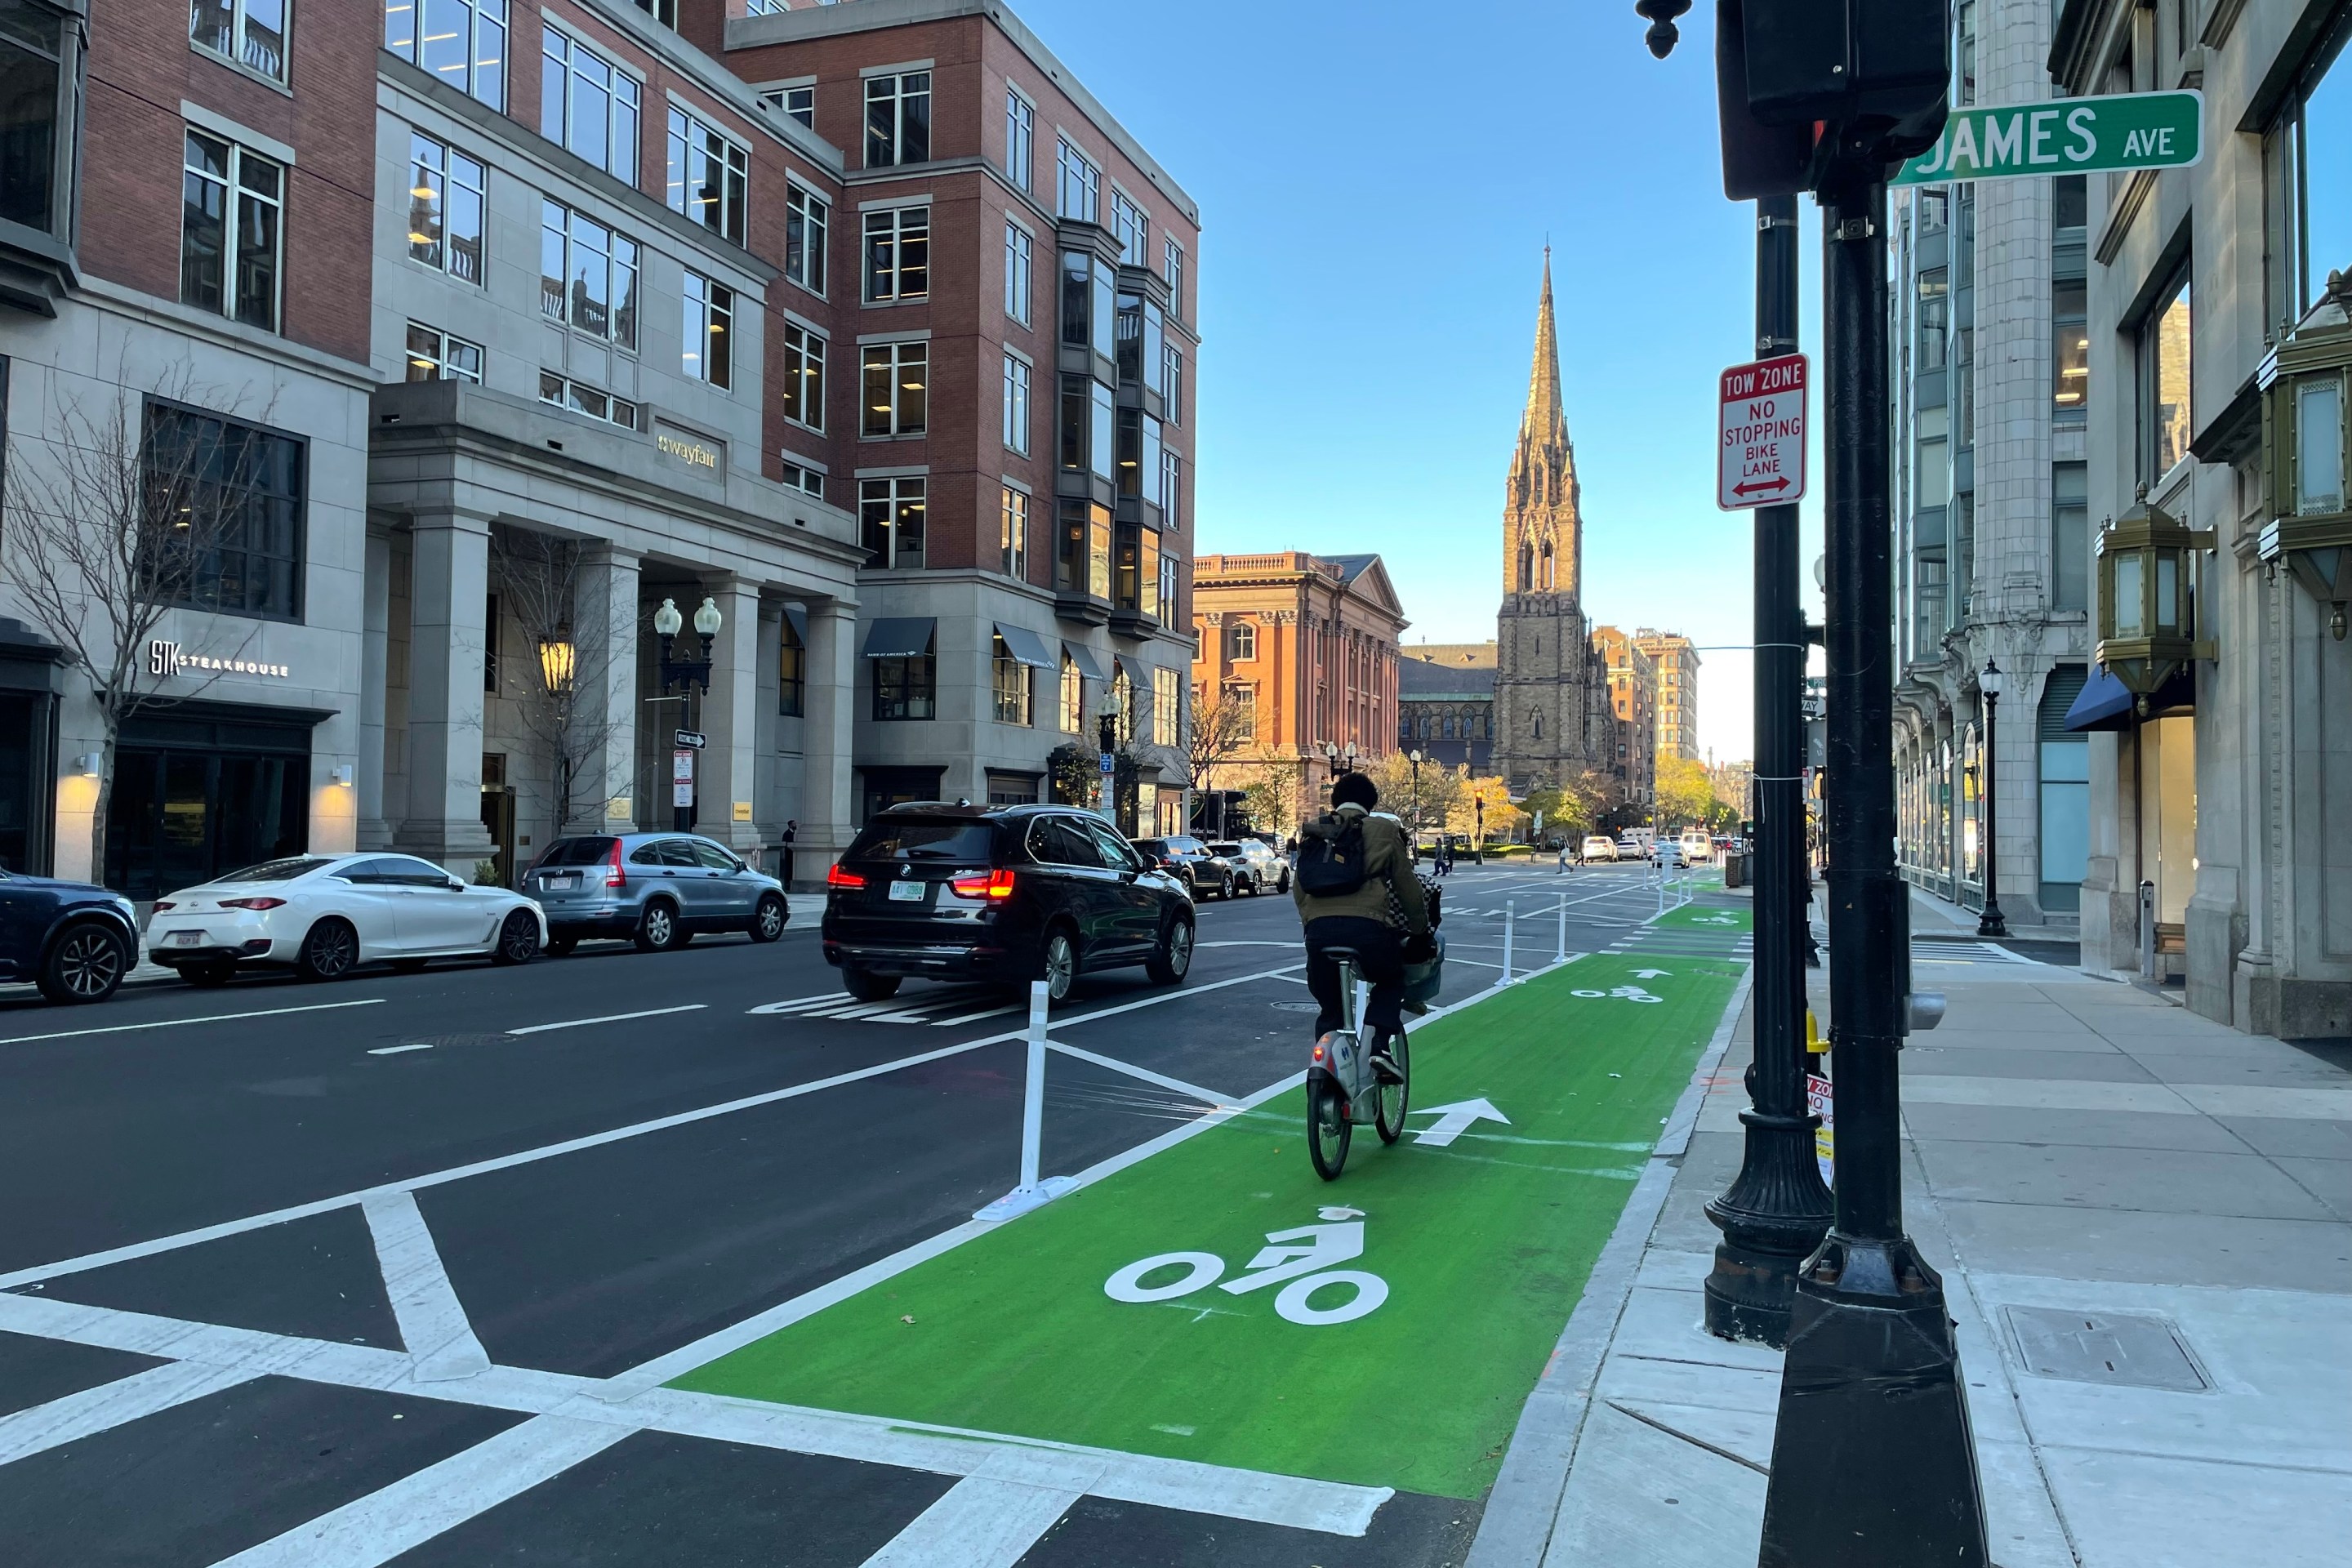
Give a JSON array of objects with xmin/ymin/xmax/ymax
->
[{"xmin": 1303, "ymin": 916, "xmax": 1408, "ymax": 1040}]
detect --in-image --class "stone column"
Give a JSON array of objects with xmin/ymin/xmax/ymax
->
[
  {"xmin": 357, "ymin": 523, "xmax": 394, "ymax": 849},
  {"xmin": 697, "ymin": 576, "xmax": 764, "ymax": 853},
  {"xmin": 395, "ymin": 510, "xmax": 497, "ymax": 871},
  {"xmin": 796, "ymin": 598, "xmax": 858, "ymax": 886},
  {"xmin": 573, "ymin": 544, "xmax": 640, "ymax": 834}
]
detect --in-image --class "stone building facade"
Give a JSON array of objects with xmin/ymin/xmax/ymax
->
[
  {"xmin": 1592, "ymin": 625, "xmax": 1659, "ymax": 815},
  {"xmin": 1633, "ymin": 629, "xmax": 1699, "ymax": 761}
]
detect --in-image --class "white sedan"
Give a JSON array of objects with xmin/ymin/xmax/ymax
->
[{"xmin": 145, "ymin": 853, "xmax": 547, "ymax": 987}]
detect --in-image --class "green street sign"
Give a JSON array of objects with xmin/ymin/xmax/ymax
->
[{"xmin": 1894, "ymin": 91, "xmax": 2203, "ymax": 186}]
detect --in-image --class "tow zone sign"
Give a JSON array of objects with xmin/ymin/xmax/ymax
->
[{"xmin": 1719, "ymin": 352, "xmax": 1806, "ymax": 511}]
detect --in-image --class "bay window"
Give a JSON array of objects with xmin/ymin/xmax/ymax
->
[{"xmin": 1, "ymin": 0, "xmax": 82, "ymax": 262}]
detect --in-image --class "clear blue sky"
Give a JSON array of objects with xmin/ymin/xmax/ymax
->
[{"xmin": 1016, "ymin": 0, "xmax": 1832, "ymax": 764}]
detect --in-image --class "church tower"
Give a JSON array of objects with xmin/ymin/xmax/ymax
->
[{"xmin": 1493, "ymin": 252, "xmax": 1610, "ymax": 796}]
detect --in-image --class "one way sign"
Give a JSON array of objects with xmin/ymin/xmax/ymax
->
[{"xmin": 1718, "ymin": 352, "xmax": 1807, "ymax": 512}]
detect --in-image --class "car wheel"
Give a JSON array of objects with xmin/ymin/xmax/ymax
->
[
  {"xmin": 296, "ymin": 918, "xmax": 359, "ymax": 982},
  {"xmin": 749, "ymin": 893, "xmax": 787, "ymax": 943},
  {"xmin": 1145, "ymin": 915, "xmax": 1193, "ymax": 985},
  {"xmin": 546, "ymin": 937, "xmax": 578, "ymax": 958},
  {"xmin": 634, "ymin": 899, "xmax": 684, "ymax": 953},
  {"xmin": 491, "ymin": 908, "xmax": 539, "ymax": 966},
  {"xmin": 1241, "ymin": 874, "xmax": 1258, "ymax": 897},
  {"xmin": 1040, "ymin": 925, "xmax": 1080, "ymax": 1004},
  {"xmin": 842, "ymin": 965, "xmax": 901, "ymax": 1001},
  {"xmin": 388, "ymin": 957, "xmax": 430, "ymax": 973},
  {"xmin": 38, "ymin": 921, "xmax": 129, "ymax": 1004},
  {"xmin": 1218, "ymin": 874, "xmax": 1233, "ymax": 901},
  {"xmin": 182, "ymin": 959, "xmax": 235, "ymax": 988}
]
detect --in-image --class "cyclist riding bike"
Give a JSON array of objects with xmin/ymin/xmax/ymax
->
[{"xmin": 1293, "ymin": 773, "xmax": 1432, "ymax": 1082}]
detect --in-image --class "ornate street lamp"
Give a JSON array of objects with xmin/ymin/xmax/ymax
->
[
  {"xmin": 1975, "ymin": 659, "xmax": 2007, "ymax": 938},
  {"xmin": 1408, "ymin": 748, "xmax": 1424, "ymax": 852},
  {"xmin": 1635, "ymin": 0, "xmax": 1690, "ymax": 57},
  {"xmin": 2256, "ymin": 270, "xmax": 2352, "ymax": 640},
  {"xmin": 653, "ymin": 595, "xmax": 724, "ymax": 831},
  {"xmin": 2096, "ymin": 489, "xmax": 2215, "ymax": 710}
]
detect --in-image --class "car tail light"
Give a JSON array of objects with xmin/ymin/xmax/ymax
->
[
  {"xmin": 151, "ymin": 900, "xmax": 176, "ymax": 912},
  {"xmin": 949, "ymin": 868, "xmax": 1017, "ymax": 902},
  {"xmin": 826, "ymin": 863, "xmax": 866, "ymax": 890},
  {"xmin": 604, "ymin": 839, "xmax": 626, "ymax": 889},
  {"xmin": 217, "ymin": 897, "xmax": 287, "ymax": 911}
]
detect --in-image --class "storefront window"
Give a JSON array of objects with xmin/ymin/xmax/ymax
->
[
  {"xmin": 2140, "ymin": 269, "xmax": 2193, "ymax": 481},
  {"xmin": 143, "ymin": 401, "xmax": 305, "ymax": 621}
]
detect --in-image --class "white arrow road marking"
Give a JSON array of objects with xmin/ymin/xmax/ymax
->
[
  {"xmin": 1631, "ymin": 969, "xmax": 1674, "ymax": 979},
  {"xmin": 1408, "ymin": 1098, "xmax": 1512, "ymax": 1147}
]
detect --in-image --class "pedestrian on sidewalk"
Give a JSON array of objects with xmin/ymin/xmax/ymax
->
[
  {"xmin": 780, "ymin": 819, "xmax": 797, "ymax": 889},
  {"xmin": 1557, "ymin": 840, "xmax": 1574, "ymax": 874}
]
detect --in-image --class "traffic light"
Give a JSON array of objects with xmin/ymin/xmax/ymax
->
[{"xmin": 1714, "ymin": 0, "xmax": 1952, "ymax": 198}]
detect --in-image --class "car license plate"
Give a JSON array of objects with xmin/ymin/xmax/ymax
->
[
  {"xmin": 544, "ymin": 872, "xmax": 579, "ymax": 889},
  {"xmin": 888, "ymin": 880, "xmax": 926, "ymax": 902},
  {"xmin": 167, "ymin": 930, "xmax": 204, "ymax": 947}
]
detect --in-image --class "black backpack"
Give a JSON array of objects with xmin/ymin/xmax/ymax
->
[{"xmin": 1295, "ymin": 813, "xmax": 1370, "ymax": 897}]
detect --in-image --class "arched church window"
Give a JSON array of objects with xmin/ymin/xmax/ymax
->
[
  {"xmin": 1541, "ymin": 541, "xmax": 1555, "ymax": 591},
  {"xmin": 1517, "ymin": 543, "xmax": 1533, "ymax": 592}
]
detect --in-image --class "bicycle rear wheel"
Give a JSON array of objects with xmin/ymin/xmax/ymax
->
[
  {"xmin": 1307, "ymin": 1075, "xmax": 1352, "ymax": 1180},
  {"xmin": 1374, "ymin": 1031, "xmax": 1412, "ymax": 1145}
]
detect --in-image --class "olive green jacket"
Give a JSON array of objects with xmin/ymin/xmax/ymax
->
[{"xmin": 1291, "ymin": 806, "xmax": 1430, "ymax": 930}]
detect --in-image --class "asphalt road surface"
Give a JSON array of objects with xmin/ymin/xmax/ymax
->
[{"xmin": 0, "ymin": 861, "xmax": 1695, "ymax": 1567}]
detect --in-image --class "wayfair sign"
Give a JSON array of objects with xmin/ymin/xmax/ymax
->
[{"xmin": 1893, "ymin": 91, "xmax": 2202, "ymax": 186}]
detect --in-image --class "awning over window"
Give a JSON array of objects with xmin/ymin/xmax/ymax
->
[
  {"xmin": 1062, "ymin": 641, "xmax": 1106, "ymax": 682},
  {"xmin": 993, "ymin": 623, "xmax": 1056, "ymax": 669},
  {"xmin": 2063, "ymin": 663, "xmax": 2194, "ymax": 732},
  {"xmin": 861, "ymin": 617, "xmax": 936, "ymax": 658}
]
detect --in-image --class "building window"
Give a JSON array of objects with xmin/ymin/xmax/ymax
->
[
  {"xmin": 778, "ymin": 459, "xmax": 824, "ymax": 500},
  {"xmin": 778, "ymin": 613, "xmax": 805, "ymax": 716},
  {"xmin": 541, "ymin": 201, "xmax": 639, "ymax": 348},
  {"xmin": 1110, "ymin": 663, "xmax": 1136, "ymax": 742},
  {"xmin": 1227, "ymin": 621, "xmax": 1256, "ymax": 661},
  {"xmin": 1916, "ymin": 267, "xmax": 1949, "ymax": 370},
  {"xmin": 1230, "ymin": 684, "xmax": 1256, "ymax": 741},
  {"xmin": 858, "ymin": 475, "xmax": 925, "ymax": 568},
  {"xmin": 865, "ymin": 70, "xmax": 929, "ymax": 167},
  {"xmin": 1918, "ymin": 187, "xmax": 1948, "ymax": 232},
  {"xmin": 1056, "ymin": 138, "xmax": 1098, "ymax": 222},
  {"xmin": 1111, "ymin": 189, "xmax": 1147, "ymax": 265},
  {"xmin": 180, "ymin": 129, "xmax": 281, "ymax": 332},
  {"xmin": 1158, "ymin": 547, "xmax": 1179, "ymax": 617},
  {"xmin": 992, "ymin": 635, "xmax": 1032, "ymax": 725},
  {"xmin": 759, "ymin": 82, "xmax": 813, "ymax": 127},
  {"xmin": 780, "ymin": 322, "xmax": 824, "ymax": 430},
  {"xmin": 1004, "ymin": 221, "xmax": 1032, "ymax": 325},
  {"xmin": 192, "ymin": 0, "xmax": 287, "ymax": 82},
  {"xmin": 1116, "ymin": 293, "xmax": 1163, "ymax": 387},
  {"xmin": 1055, "ymin": 498, "xmax": 1110, "ymax": 599},
  {"xmin": 143, "ymin": 400, "xmax": 305, "ymax": 621},
  {"xmin": 1000, "ymin": 486, "xmax": 1028, "ymax": 577},
  {"xmin": 385, "ymin": 0, "xmax": 505, "ymax": 110},
  {"xmin": 1115, "ymin": 409, "xmax": 1162, "ymax": 501},
  {"xmin": 873, "ymin": 635, "xmax": 935, "ymax": 721},
  {"xmin": 1003, "ymin": 354, "xmax": 1030, "ymax": 455},
  {"xmin": 681, "ymin": 270, "xmax": 733, "ymax": 389},
  {"xmin": 539, "ymin": 29, "xmax": 637, "ymax": 182},
  {"xmin": 2140, "ymin": 267, "xmax": 2193, "ymax": 481},
  {"xmin": 1161, "ymin": 451, "xmax": 1182, "ymax": 531},
  {"xmin": 744, "ymin": 0, "xmax": 787, "ymax": 16},
  {"xmin": 861, "ymin": 341, "xmax": 927, "ymax": 437},
  {"xmin": 863, "ymin": 206, "xmax": 929, "ymax": 302},
  {"xmin": 2266, "ymin": 41, "xmax": 2350, "ymax": 319},
  {"xmin": 666, "ymin": 107, "xmax": 746, "ymax": 244},
  {"xmin": 2054, "ymin": 278, "xmax": 2088, "ymax": 420},
  {"xmin": 785, "ymin": 183, "xmax": 827, "ymax": 295},
  {"xmin": 630, "ymin": 0, "xmax": 675, "ymax": 25},
  {"xmin": 1153, "ymin": 666, "xmax": 1178, "ymax": 746},
  {"xmin": 2055, "ymin": 173, "xmax": 2087, "ymax": 230},
  {"xmin": 1005, "ymin": 87, "xmax": 1032, "ymax": 190},
  {"xmin": 1163, "ymin": 237, "xmax": 1184, "ymax": 317},
  {"xmin": 1058, "ymin": 374, "xmax": 1115, "ymax": 481},
  {"xmin": 1115, "ymin": 521, "xmax": 1160, "ymax": 617},
  {"xmin": 0, "ymin": 2, "xmax": 78, "ymax": 245},
  {"xmin": 1162, "ymin": 343, "xmax": 1183, "ymax": 421},
  {"xmin": 404, "ymin": 323, "xmax": 482, "ymax": 382},
  {"xmin": 2052, "ymin": 461, "xmax": 2088, "ymax": 612},
  {"xmin": 1058, "ymin": 653, "xmax": 1082, "ymax": 733},
  {"xmin": 537, "ymin": 371, "xmax": 639, "ymax": 430},
  {"xmin": 1915, "ymin": 403, "xmax": 1949, "ymax": 509},
  {"xmin": 407, "ymin": 132, "xmax": 485, "ymax": 284}
]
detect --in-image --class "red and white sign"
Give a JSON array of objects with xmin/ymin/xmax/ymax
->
[
  {"xmin": 671, "ymin": 748, "xmax": 696, "ymax": 808},
  {"xmin": 1718, "ymin": 352, "xmax": 1808, "ymax": 510}
]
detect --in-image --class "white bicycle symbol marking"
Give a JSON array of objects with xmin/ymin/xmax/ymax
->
[
  {"xmin": 1104, "ymin": 1209, "xmax": 1390, "ymax": 1326},
  {"xmin": 1569, "ymin": 985, "xmax": 1665, "ymax": 1003}
]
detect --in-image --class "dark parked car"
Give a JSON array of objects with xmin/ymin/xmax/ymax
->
[
  {"xmin": 822, "ymin": 805, "xmax": 1194, "ymax": 1003},
  {"xmin": 524, "ymin": 833, "xmax": 788, "ymax": 954},
  {"xmin": 1134, "ymin": 835, "xmax": 1236, "ymax": 899},
  {"xmin": 0, "ymin": 866, "xmax": 139, "ymax": 1004}
]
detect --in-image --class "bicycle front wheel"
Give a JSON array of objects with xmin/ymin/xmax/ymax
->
[
  {"xmin": 1307, "ymin": 1076, "xmax": 1352, "ymax": 1180},
  {"xmin": 1374, "ymin": 1031, "xmax": 1412, "ymax": 1145}
]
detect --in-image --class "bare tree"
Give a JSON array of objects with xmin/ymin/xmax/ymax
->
[
  {"xmin": 1183, "ymin": 679, "xmax": 1256, "ymax": 796},
  {"xmin": 1, "ymin": 380, "xmax": 267, "ymax": 880},
  {"xmin": 488, "ymin": 528, "xmax": 622, "ymax": 837}
]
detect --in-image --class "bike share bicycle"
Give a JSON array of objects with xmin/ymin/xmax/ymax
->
[{"xmin": 1305, "ymin": 875, "xmax": 1442, "ymax": 1180}]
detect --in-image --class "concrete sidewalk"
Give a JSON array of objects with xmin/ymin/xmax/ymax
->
[{"xmin": 1474, "ymin": 901, "xmax": 2352, "ymax": 1566}]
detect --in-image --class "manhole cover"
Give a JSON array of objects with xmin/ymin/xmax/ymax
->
[
  {"xmin": 2002, "ymin": 1306, "xmax": 2208, "ymax": 1392},
  {"xmin": 1269, "ymin": 1002, "xmax": 1321, "ymax": 1013}
]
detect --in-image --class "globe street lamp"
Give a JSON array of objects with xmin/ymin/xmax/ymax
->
[
  {"xmin": 1976, "ymin": 659, "xmax": 2008, "ymax": 938},
  {"xmin": 1097, "ymin": 689, "xmax": 1125, "ymax": 826},
  {"xmin": 1408, "ymin": 749, "xmax": 1424, "ymax": 855},
  {"xmin": 654, "ymin": 595, "xmax": 723, "ymax": 831}
]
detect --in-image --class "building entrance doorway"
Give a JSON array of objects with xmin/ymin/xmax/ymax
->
[{"xmin": 105, "ymin": 708, "xmax": 314, "ymax": 898}]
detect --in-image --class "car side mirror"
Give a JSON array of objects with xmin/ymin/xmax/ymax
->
[{"xmin": 447, "ymin": 878, "xmax": 466, "ymax": 893}]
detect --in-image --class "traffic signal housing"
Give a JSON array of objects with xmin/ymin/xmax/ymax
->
[{"xmin": 1715, "ymin": 0, "xmax": 1953, "ymax": 198}]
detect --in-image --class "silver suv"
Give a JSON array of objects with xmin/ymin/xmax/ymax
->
[{"xmin": 524, "ymin": 833, "xmax": 787, "ymax": 955}]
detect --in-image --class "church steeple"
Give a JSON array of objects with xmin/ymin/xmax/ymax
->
[{"xmin": 1504, "ymin": 249, "xmax": 1581, "ymax": 601}]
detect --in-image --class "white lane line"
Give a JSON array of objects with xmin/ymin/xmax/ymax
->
[
  {"xmin": 1045, "ymin": 1040, "xmax": 1226, "ymax": 1108},
  {"xmin": 361, "ymin": 1192, "xmax": 489, "ymax": 1383},
  {"xmin": 859, "ymin": 1476, "xmax": 1086, "ymax": 1568},
  {"xmin": 208, "ymin": 1414, "xmax": 631, "ymax": 1568},
  {"xmin": 746, "ymin": 993, "xmax": 844, "ymax": 1015},
  {"xmin": 506, "ymin": 1004, "xmax": 706, "ymax": 1036},
  {"xmin": 929, "ymin": 1004, "xmax": 1021, "ymax": 1028},
  {"xmin": 367, "ymin": 1043, "xmax": 434, "ymax": 1056},
  {"xmin": 0, "ymin": 964, "xmax": 1309, "ymax": 1292},
  {"xmin": 0, "ymin": 1361, "xmax": 259, "ymax": 1467},
  {"xmin": 0, "ymin": 997, "xmax": 386, "ymax": 1048}
]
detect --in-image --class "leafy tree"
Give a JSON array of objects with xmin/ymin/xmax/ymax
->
[{"xmin": 1655, "ymin": 755, "xmax": 1716, "ymax": 828}]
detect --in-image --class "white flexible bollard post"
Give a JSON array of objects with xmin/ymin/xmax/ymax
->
[
  {"xmin": 1557, "ymin": 896, "xmax": 1568, "ymax": 963},
  {"xmin": 1018, "ymin": 978, "xmax": 1047, "ymax": 1192},
  {"xmin": 1503, "ymin": 899, "xmax": 1515, "ymax": 982}
]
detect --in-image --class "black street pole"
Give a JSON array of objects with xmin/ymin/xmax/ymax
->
[
  {"xmin": 1704, "ymin": 193, "xmax": 1832, "ymax": 1345},
  {"xmin": 1976, "ymin": 671, "xmax": 2008, "ymax": 937},
  {"xmin": 1757, "ymin": 163, "xmax": 1988, "ymax": 1568}
]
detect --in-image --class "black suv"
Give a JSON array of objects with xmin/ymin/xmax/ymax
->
[
  {"xmin": 822, "ymin": 805, "xmax": 1194, "ymax": 1003},
  {"xmin": 0, "ymin": 866, "xmax": 140, "ymax": 1004}
]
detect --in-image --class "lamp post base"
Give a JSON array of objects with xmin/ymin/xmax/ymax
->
[
  {"xmin": 1758, "ymin": 1235, "xmax": 1990, "ymax": 1568},
  {"xmin": 1976, "ymin": 900, "xmax": 2008, "ymax": 939},
  {"xmin": 1702, "ymin": 1107, "xmax": 1832, "ymax": 1347}
]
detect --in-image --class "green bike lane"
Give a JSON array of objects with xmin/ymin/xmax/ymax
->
[{"xmin": 675, "ymin": 950, "xmax": 1744, "ymax": 1505}]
